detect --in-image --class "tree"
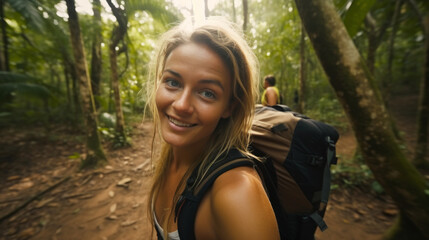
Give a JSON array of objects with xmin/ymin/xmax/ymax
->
[
  {"xmin": 0, "ymin": 0, "xmax": 8, "ymax": 71},
  {"xmin": 298, "ymin": 21, "xmax": 306, "ymax": 113},
  {"xmin": 407, "ymin": 0, "xmax": 429, "ymax": 168},
  {"xmin": 204, "ymin": 0, "xmax": 210, "ymax": 17},
  {"xmin": 90, "ymin": 0, "xmax": 103, "ymax": 110},
  {"xmin": 386, "ymin": 0, "xmax": 404, "ymax": 97},
  {"xmin": 66, "ymin": 0, "xmax": 107, "ymax": 168},
  {"xmin": 106, "ymin": 0, "xmax": 129, "ymax": 147},
  {"xmin": 294, "ymin": 0, "xmax": 429, "ymax": 239},
  {"xmin": 242, "ymin": 0, "xmax": 248, "ymax": 31}
]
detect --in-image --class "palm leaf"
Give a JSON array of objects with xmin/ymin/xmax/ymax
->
[
  {"xmin": 0, "ymin": 72, "xmax": 52, "ymax": 100},
  {"xmin": 6, "ymin": 0, "xmax": 45, "ymax": 31},
  {"xmin": 126, "ymin": 0, "xmax": 180, "ymax": 25},
  {"xmin": 342, "ymin": 0, "xmax": 376, "ymax": 37}
]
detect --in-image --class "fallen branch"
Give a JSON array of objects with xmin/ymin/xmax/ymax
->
[
  {"xmin": 0, "ymin": 175, "xmax": 71, "ymax": 223},
  {"xmin": 61, "ymin": 186, "xmax": 107, "ymax": 199}
]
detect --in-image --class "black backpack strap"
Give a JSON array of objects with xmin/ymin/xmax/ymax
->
[
  {"xmin": 175, "ymin": 149, "xmax": 254, "ymax": 240},
  {"xmin": 308, "ymin": 136, "xmax": 337, "ymax": 232}
]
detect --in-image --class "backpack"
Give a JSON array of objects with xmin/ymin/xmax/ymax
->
[{"xmin": 172, "ymin": 104, "xmax": 339, "ymax": 240}]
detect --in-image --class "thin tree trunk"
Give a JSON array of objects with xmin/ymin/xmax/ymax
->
[
  {"xmin": 90, "ymin": 0, "xmax": 103, "ymax": 110},
  {"xmin": 62, "ymin": 50, "xmax": 81, "ymax": 124},
  {"xmin": 0, "ymin": 0, "xmax": 9, "ymax": 71},
  {"xmin": 365, "ymin": 13, "xmax": 377, "ymax": 76},
  {"xmin": 63, "ymin": 60, "xmax": 72, "ymax": 113},
  {"xmin": 386, "ymin": 0, "xmax": 403, "ymax": 88},
  {"xmin": 65, "ymin": 0, "xmax": 107, "ymax": 167},
  {"xmin": 242, "ymin": 0, "xmax": 248, "ymax": 31},
  {"xmin": 407, "ymin": 0, "xmax": 429, "ymax": 168},
  {"xmin": 414, "ymin": 16, "xmax": 429, "ymax": 168},
  {"xmin": 232, "ymin": 0, "xmax": 237, "ymax": 23},
  {"xmin": 106, "ymin": 0, "xmax": 129, "ymax": 147},
  {"xmin": 204, "ymin": 0, "xmax": 209, "ymax": 18},
  {"xmin": 294, "ymin": 0, "xmax": 429, "ymax": 239},
  {"xmin": 298, "ymin": 21, "xmax": 306, "ymax": 113}
]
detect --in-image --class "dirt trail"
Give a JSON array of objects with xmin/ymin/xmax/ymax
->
[{"xmin": 0, "ymin": 91, "xmax": 423, "ymax": 240}]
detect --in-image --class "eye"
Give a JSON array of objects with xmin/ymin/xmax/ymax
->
[
  {"xmin": 165, "ymin": 78, "xmax": 180, "ymax": 88},
  {"xmin": 200, "ymin": 89, "xmax": 216, "ymax": 100}
]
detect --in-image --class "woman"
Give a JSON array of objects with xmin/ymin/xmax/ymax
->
[{"xmin": 146, "ymin": 18, "xmax": 280, "ymax": 240}]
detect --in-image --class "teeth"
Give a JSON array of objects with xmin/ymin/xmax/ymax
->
[{"xmin": 168, "ymin": 116, "xmax": 194, "ymax": 127}]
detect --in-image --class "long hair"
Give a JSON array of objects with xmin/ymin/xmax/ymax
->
[{"xmin": 146, "ymin": 17, "xmax": 259, "ymax": 237}]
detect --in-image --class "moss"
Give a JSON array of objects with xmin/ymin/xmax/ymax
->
[{"xmin": 383, "ymin": 212, "xmax": 426, "ymax": 240}]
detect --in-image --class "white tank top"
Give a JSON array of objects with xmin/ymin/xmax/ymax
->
[{"xmin": 153, "ymin": 212, "xmax": 180, "ymax": 240}]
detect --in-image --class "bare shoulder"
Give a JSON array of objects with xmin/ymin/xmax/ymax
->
[{"xmin": 208, "ymin": 166, "xmax": 280, "ymax": 240}]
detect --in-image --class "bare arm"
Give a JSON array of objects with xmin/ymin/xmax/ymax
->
[
  {"xmin": 208, "ymin": 167, "xmax": 280, "ymax": 240},
  {"xmin": 265, "ymin": 87, "xmax": 278, "ymax": 106}
]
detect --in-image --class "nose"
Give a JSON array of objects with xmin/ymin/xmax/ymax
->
[{"xmin": 172, "ymin": 89, "xmax": 194, "ymax": 115}]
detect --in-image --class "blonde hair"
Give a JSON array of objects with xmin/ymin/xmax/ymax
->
[{"xmin": 146, "ymin": 17, "xmax": 259, "ymax": 237}]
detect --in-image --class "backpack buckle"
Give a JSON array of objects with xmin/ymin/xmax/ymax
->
[{"xmin": 309, "ymin": 156, "xmax": 324, "ymax": 167}]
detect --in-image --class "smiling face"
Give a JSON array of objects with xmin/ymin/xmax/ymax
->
[{"xmin": 155, "ymin": 42, "xmax": 233, "ymax": 151}]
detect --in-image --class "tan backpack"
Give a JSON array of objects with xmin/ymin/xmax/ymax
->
[{"xmin": 172, "ymin": 105, "xmax": 339, "ymax": 240}]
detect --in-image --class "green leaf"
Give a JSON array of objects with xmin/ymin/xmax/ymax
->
[
  {"xmin": 371, "ymin": 181, "xmax": 384, "ymax": 194},
  {"xmin": 343, "ymin": 0, "xmax": 376, "ymax": 37},
  {"xmin": 7, "ymin": 0, "xmax": 45, "ymax": 32},
  {"xmin": 68, "ymin": 153, "xmax": 81, "ymax": 159},
  {"xmin": 126, "ymin": 0, "xmax": 180, "ymax": 25}
]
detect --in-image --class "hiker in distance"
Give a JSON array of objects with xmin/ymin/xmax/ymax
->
[
  {"xmin": 261, "ymin": 74, "xmax": 281, "ymax": 106},
  {"xmin": 146, "ymin": 18, "xmax": 280, "ymax": 240}
]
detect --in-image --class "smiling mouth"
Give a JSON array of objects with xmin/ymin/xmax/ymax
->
[{"xmin": 167, "ymin": 115, "xmax": 196, "ymax": 127}]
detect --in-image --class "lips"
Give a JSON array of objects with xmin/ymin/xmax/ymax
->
[{"xmin": 167, "ymin": 115, "xmax": 196, "ymax": 127}]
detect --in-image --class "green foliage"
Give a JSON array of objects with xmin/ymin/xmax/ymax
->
[
  {"xmin": 371, "ymin": 181, "xmax": 385, "ymax": 194},
  {"xmin": 305, "ymin": 96, "xmax": 348, "ymax": 130},
  {"xmin": 332, "ymin": 163, "xmax": 376, "ymax": 188},
  {"xmin": 68, "ymin": 152, "xmax": 81, "ymax": 159},
  {"xmin": 99, "ymin": 112, "xmax": 116, "ymax": 128},
  {"xmin": 6, "ymin": 0, "xmax": 45, "ymax": 31},
  {"xmin": 341, "ymin": 0, "xmax": 376, "ymax": 37},
  {"xmin": 127, "ymin": 0, "xmax": 181, "ymax": 25},
  {"xmin": 0, "ymin": 71, "xmax": 53, "ymax": 107}
]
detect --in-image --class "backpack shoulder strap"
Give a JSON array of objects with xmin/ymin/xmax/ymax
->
[{"xmin": 175, "ymin": 149, "xmax": 254, "ymax": 240}]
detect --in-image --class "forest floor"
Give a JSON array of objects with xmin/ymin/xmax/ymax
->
[{"xmin": 0, "ymin": 90, "xmax": 428, "ymax": 240}]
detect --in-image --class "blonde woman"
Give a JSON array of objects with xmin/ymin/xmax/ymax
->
[{"xmin": 146, "ymin": 18, "xmax": 280, "ymax": 240}]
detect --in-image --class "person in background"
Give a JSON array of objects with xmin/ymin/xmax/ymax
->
[
  {"xmin": 261, "ymin": 75, "xmax": 280, "ymax": 106},
  {"xmin": 145, "ymin": 18, "xmax": 280, "ymax": 240}
]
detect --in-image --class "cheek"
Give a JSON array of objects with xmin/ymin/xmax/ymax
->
[{"xmin": 155, "ymin": 87, "xmax": 166, "ymax": 112}]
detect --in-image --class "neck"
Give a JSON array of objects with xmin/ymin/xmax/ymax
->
[{"xmin": 170, "ymin": 145, "xmax": 205, "ymax": 171}]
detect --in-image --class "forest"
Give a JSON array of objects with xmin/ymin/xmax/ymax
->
[{"xmin": 0, "ymin": 0, "xmax": 428, "ymax": 239}]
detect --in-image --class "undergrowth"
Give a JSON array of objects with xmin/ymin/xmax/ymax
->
[{"xmin": 331, "ymin": 154, "xmax": 385, "ymax": 195}]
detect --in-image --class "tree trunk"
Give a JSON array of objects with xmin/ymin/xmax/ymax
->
[
  {"xmin": 232, "ymin": 0, "xmax": 237, "ymax": 23},
  {"xmin": 294, "ymin": 0, "xmax": 429, "ymax": 239},
  {"xmin": 62, "ymin": 50, "xmax": 81, "ymax": 125},
  {"xmin": 0, "ymin": 0, "xmax": 9, "ymax": 71},
  {"xmin": 414, "ymin": 16, "xmax": 429, "ymax": 168},
  {"xmin": 386, "ymin": 0, "xmax": 403, "ymax": 90},
  {"xmin": 383, "ymin": 212, "xmax": 427, "ymax": 240},
  {"xmin": 204, "ymin": 0, "xmax": 209, "ymax": 18},
  {"xmin": 365, "ymin": 13, "xmax": 377, "ymax": 76},
  {"xmin": 65, "ymin": 0, "xmax": 107, "ymax": 167},
  {"xmin": 106, "ymin": 0, "xmax": 129, "ymax": 147},
  {"xmin": 242, "ymin": 0, "xmax": 248, "ymax": 31},
  {"xmin": 365, "ymin": 12, "xmax": 391, "ymax": 102},
  {"xmin": 298, "ymin": 21, "xmax": 306, "ymax": 113},
  {"xmin": 63, "ymin": 60, "xmax": 72, "ymax": 113},
  {"xmin": 407, "ymin": 0, "xmax": 429, "ymax": 168},
  {"xmin": 90, "ymin": 0, "xmax": 103, "ymax": 110}
]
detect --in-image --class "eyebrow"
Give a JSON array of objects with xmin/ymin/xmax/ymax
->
[{"xmin": 163, "ymin": 69, "xmax": 225, "ymax": 90}]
